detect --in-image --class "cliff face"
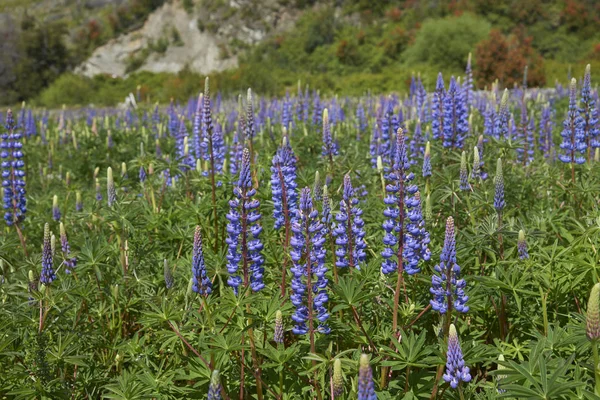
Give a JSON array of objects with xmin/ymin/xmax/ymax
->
[{"xmin": 76, "ymin": 0, "xmax": 299, "ymax": 78}]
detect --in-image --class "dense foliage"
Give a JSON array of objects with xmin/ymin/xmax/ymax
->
[{"xmin": 2, "ymin": 63, "xmax": 600, "ymax": 399}]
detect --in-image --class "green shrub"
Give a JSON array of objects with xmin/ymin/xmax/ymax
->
[
  {"xmin": 37, "ymin": 74, "xmax": 94, "ymax": 107},
  {"xmin": 403, "ymin": 13, "xmax": 490, "ymax": 71}
]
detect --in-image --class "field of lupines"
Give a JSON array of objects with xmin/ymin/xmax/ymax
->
[{"xmin": 2, "ymin": 59, "xmax": 600, "ymax": 400}]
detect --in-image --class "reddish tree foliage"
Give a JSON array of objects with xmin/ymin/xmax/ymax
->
[{"xmin": 475, "ymin": 28, "xmax": 545, "ymax": 88}]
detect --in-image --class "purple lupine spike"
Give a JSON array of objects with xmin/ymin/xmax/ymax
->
[
  {"xmin": 332, "ymin": 174, "xmax": 367, "ymax": 270},
  {"xmin": 539, "ymin": 104, "xmax": 554, "ymax": 159},
  {"xmin": 443, "ymin": 324, "xmax": 472, "ymax": 389},
  {"xmin": 322, "ymin": 108, "xmax": 338, "ymax": 159},
  {"xmin": 282, "ymin": 90, "xmax": 293, "ymax": 128},
  {"xmin": 463, "ymin": 53, "xmax": 473, "ymax": 106},
  {"xmin": 356, "ymin": 102, "xmax": 367, "ymax": 139},
  {"xmin": 290, "ymin": 187, "xmax": 329, "ymax": 335},
  {"xmin": 357, "ymin": 354, "xmax": 377, "ymax": 400},
  {"xmin": 581, "ymin": 65, "xmax": 600, "ymax": 154},
  {"xmin": 381, "ymin": 128, "xmax": 431, "ymax": 276},
  {"xmin": 40, "ymin": 223, "xmax": 56, "ymax": 285},
  {"xmin": 207, "ymin": 370, "xmax": 222, "ymax": 400},
  {"xmin": 416, "ymin": 76, "xmax": 428, "ymax": 121},
  {"xmin": 226, "ymin": 149, "xmax": 264, "ymax": 293},
  {"xmin": 410, "ymin": 118, "xmax": 424, "ymax": 160},
  {"xmin": 192, "ymin": 226, "xmax": 212, "ymax": 295},
  {"xmin": 75, "ymin": 191, "xmax": 83, "ymax": 212},
  {"xmin": 442, "ymin": 77, "xmax": 468, "ymax": 149},
  {"xmin": 494, "ymin": 158, "xmax": 505, "ymax": 211},
  {"xmin": 423, "ymin": 141, "xmax": 432, "ymax": 178},
  {"xmin": 270, "ymin": 136, "xmax": 298, "ymax": 230},
  {"xmin": 312, "ymin": 91, "xmax": 322, "ymax": 126},
  {"xmin": 60, "ymin": 222, "xmax": 77, "ymax": 273},
  {"xmin": 430, "ymin": 217, "xmax": 469, "ymax": 314},
  {"xmin": 517, "ymin": 229, "xmax": 529, "ymax": 259},
  {"xmin": 246, "ymin": 89, "xmax": 256, "ymax": 143},
  {"xmin": 192, "ymin": 93, "xmax": 204, "ymax": 161},
  {"xmin": 139, "ymin": 166, "xmax": 146, "ymax": 183},
  {"xmin": 477, "ymin": 135, "xmax": 488, "ymax": 180},
  {"xmin": 432, "ymin": 72, "xmax": 445, "ymax": 141},
  {"xmin": 274, "ymin": 310, "xmax": 284, "ymax": 344},
  {"xmin": 1, "ymin": 109, "xmax": 27, "ymax": 226},
  {"xmin": 202, "ymin": 78, "xmax": 225, "ymax": 175},
  {"xmin": 459, "ymin": 151, "xmax": 470, "ymax": 191},
  {"xmin": 107, "ymin": 167, "xmax": 116, "ymax": 206},
  {"xmin": 52, "ymin": 194, "xmax": 61, "ymax": 221},
  {"xmin": 494, "ymin": 90, "xmax": 510, "ymax": 140}
]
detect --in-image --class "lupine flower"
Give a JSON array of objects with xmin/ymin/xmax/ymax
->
[
  {"xmin": 558, "ymin": 78, "xmax": 586, "ymax": 164},
  {"xmin": 313, "ymin": 91, "xmax": 322, "ymax": 126},
  {"xmin": 432, "ymin": 73, "xmax": 446, "ymax": 141},
  {"xmin": 379, "ymin": 99, "xmax": 400, "ymax": 169},
  {"xmin": 333, "ymin": 174, "xmax": 367, "ymax": 270},
  {"xmin": 40, "ymin": 223, "xmax": 56, "ymax": 285},
  {"xmin": 52, "ymin": 195, "xmax": 61, "ymax": 221},
  {"xmin": 463, "ymin": 53, "xmax": 473, "ymax": 106},
  {"xmin": 459, "ymin": 151, "xmax": 470, "ymax": 191},
  {"xmin": 416, "ymin": 75, "xmax": 428, "ymax": 121},
  {"xmin": 246, "ymin": 89, "xmax": 256, "ymax": 142},
  {"xmin": 517, "ymin": 229, "xmax": 529, "ymax": 259},
  {"xmin": 333, "ymin": 358, "xmax": 343, "ymax": 396},
  {"xmin": 539, "ymin": 104, "xmax": 554, "ymax": 159},
  {"xmin": 581, "ymin": 65, "xmax": 600, "ymax": 152},
  {"xmin": 495, "ymin": 90, "xmax": 509, "ymax": 140},
  {"xmin": 290, "ymin": 187, "xmax": 329, "ymax": 335},
  {"xmin": 443, "ymin": 324, "xmax": 472, "ymax": 389},
  {"xmin": 422, "ymin": 141, "xmax": 432, "ymax": 178},
  {"xmin": 192, "ymin": 226, "xmax": 212, "ymax": 296},
  {"xmin": 28, "ymin": 269, "xmax": 37, "ymax": 305},
  {"xmin": 381, "ymin": 129, "xmax": 431, "ymax": 275},
  {"xmin": 207, "ymin": 370, "xmax": 222, "ymax": 400},
  {"xmin": 1, "ymin": 109, "xmax": 27, "ymax": 226},
  {"xmin": 139, "ymin": 166, "xmax": 146, "ymax": 183},
  {"xmin": 192, "ymin": 93, "xmax": 204, "ymax": 161},
  {"xmin": 107, "ymin": 167, "xmax": 116, "ymax": 206},
  {"xmin": 410, "ymin": 118, "xmax": 424, "ymax": 161},
  {"xmin": 587, "ymin": 282, "xmax": 600, "ymax": 341},
  {"xmin": 494, "ymin": 158, "xmax": 505, "ymax": 212},
  {"xmin": 442, "ymin": 77, "xmax": 468, "ymax": 149},
  {"xmin": 274, "ymin": 310, "xmax": 284, "ymax": 344},
  {"xmin": 356, "ymin": 102, "xmax": 367, "ymax": 138},
  {"xmin": 226, "ymin": 149, "xmax": 264, "ymax": 293},
  {"xmin": 60, "ymin": 222, "xmax": 77, "ymax": 274},
  {"xmin": 202, "ymin": 78, "xmax": 226, "ymax": 175},
  {"xmin": 75, "ymin": 191, "xmax": 83, "ymax": 212},
  {"xmin": 424, "ymin": 193, "xmax": 432, "ymax": 221},
  {"xmin": 270, "ymin": 136, "xmax": 298, "ymax": 230},
  {"xmin": 471, "ymin": 146, "xmax": 481, "ymax": 181},
  {"xmin": 282, "ymin": 90, "xmax": 293, "ymax": 128},
  {"xmin": 164, "ymin": 259, "xmax": 174, "ymax": 290},
  {"xmin": 477, "ymin": 135, "xmax": 488, "ymax": 180},
  {"xmin": 357, "ymin": 354, "xmax": 376, "ymax": 400},
  {"xmin": 430, "ymin": 217, "xmax": 469, "ymax": 314},
  {"xmin": 322, "ymin": 108, "xmax": 338, "ymax": 159},
  {"xmin": 313, "ymin": 171, "xmax": 322, "ymax": 201}
]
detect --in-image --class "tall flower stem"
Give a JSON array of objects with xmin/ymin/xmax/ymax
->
[{"xmin": 593, "ymin": 341, "xmax": 600, "ymax": 395}]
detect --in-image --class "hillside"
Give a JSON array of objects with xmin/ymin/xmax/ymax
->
[{"xmin": 3, "ymin": 0, "xmax": 600, "ymax": 106}]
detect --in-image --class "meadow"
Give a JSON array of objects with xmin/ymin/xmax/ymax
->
[{"xmin": 1, "ymin": 62, "xmax": 600, "ymax": 399}]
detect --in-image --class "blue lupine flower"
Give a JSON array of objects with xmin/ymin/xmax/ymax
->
[
  {"xmin": 517, "ymin": 229, "xmax": 529, "ymax": 260},
  {"xmin": 416, "ymin": 76, "xmax": 428, "ymax": 121},
  {"xmin": 290, "ymin": 187, "xmax": 329, "ymax": 335},
  {"xmin": 432, "ymin": 73, "xmax": 445, "ymax": 141},
  {"xmin": 139, "ymin": 166, "xmax": 146, "ymax": 183},
  {"xmin": 442, "ymin": 77, "xmax": 468, "ymax": 149},
  {"xmin": 422, "ymin": 141, "xmax": 432, "ymax": 178},
  {"xmin": 95, "ymin": 178, "xmax": 102, "ymax": 201},
  {"xmin": 494, "ymin": 158, "xmax": 505, "ymax": 211},
  {"xmin": 494, "ymin": 90, "xmax": 509, "ymax": 140},
  {"xmin": 443, "ymin": 324, "xmax": 472, "ymax": 389},
  {"xmin": 356, "ymin": 102, "xmax": 367, "ymax": 138},
  {"xmin": 358, "ymin": 354, "xmax": 377, "ymax": 400},
  {"xmin": 246, "ymin": 89, "xmax": 256, "ymax": 142},
  {"xmin": 76, "ymin": 191, "xmax": 83, "ymax": 212},
  {"xmin": 471, "ymin": 146, "xmax": 481, "ymax": 181},
  {"xmin": 202, "ymin": 78, "xmax": 226, "ymax": 175},
  {"xmin": 312, "ymin": 91, "xmax": 322, "ymax": 126},
  {"xmin": 164, "ymin": 259, "xmax": 174, "ymax": 290},
  {"xmin": 459, "ymin": 151, "xmax": 470, "ymax": 191},
  {"xmin": 270, "ymin": 136, "xmax": 298, "ymax": 230},
  {"xmin": 332, "ymin": 174, "xmax": 367, "ymax": 270},
  {"xmin": 192, "ymin": 226, "xmax": 212, "ymax": 295},
  {"xmin": 207, "ymin": 370, "xmax": 222, "ymax": 400},
  {"xmin": 274, "ymin": 310, "xmax": 284, "ymax": 344},
  {"xmin": 483, "ymin": 100, "xmax": 496, "ymax": 139},
  {"xmin": 60, "ymin": 222, "xmax": 77, "ymax": 274},
  {"xmin": 476, "ymin": 135, "xmax": 488, "ymax": 180},
  {"xmin": 52, "ymin": 195, "xmax": 61, "ymax": 221},
  {"xmin": 379, "ymin": 99, "xmax": 399, "ymax": 168},
  {"xmin": 322, "ymin": 108, "xmax": 338, "ymax": 159},
  {"xmin": 226, "ymin": 149, "xmax": 264, "ymax": 293},
  {"xmin": 381, "ymin": 128, "xmax": 431, "ymax": 275},
  {"xmin": 430, "ymin": 217, "xmax": 469, "ymax": 314},
  {"xmin": 463, "ymin": 53, "xmax": 473, "ymax": 106},
  {"xmin": 40, "ymin": 223, "xmax": 56, "ymax": 285},
  {"xmin": 539, "ymin": 104, "xmax": 554, "ymax": 159},
  {"xmin": 581, "ymin": 65, "xmax": 600, "ymax": 152},
  {"xmin": 282, "ymin": 90, "xmax": 293, "ymax": 128},
  {"xmin": 192, "ymin": 93, "xmax": 204, "ymax": 161},
  {"xmin": 410, "ymin": 118, "xmax": 424, "ymax": 161},
  {"xmin": 1, "ymin": 109, "xmax": 27, "ymax": 226}
]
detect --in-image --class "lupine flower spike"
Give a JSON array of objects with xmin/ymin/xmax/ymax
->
[
  {"xmin": 459, "ymin": 151, "xmax": 470, "ymax": 191},
  {"xmin": 274, "ymin": 310, "xmax": 284, "ymax": 344},
  {"xmin": 558, "ymin": 78, "xmax": 586, "ymax": 167},
  {"xmin": 517, "ymin": 230, "xmax": 529, "ymax": 259},
  {"xmin": 40, "ymin": 223, "xmax": 56, "ymax": 285},
  {"xmin": 587, "ymin": 283, "xmax": 600, "ymax": 341},
  {"xmin": 75, "ymin": 191, "xmax": 83, "ymax": 212},
  {"xmin": 226, "ymin": 148, "xmax": 265, "ymax": 293},
  {"xmin": 333, "ymin": 174, "xmax": 367, "ymax": 270},
  {"xmin": 164, "ymin": 259, "xmax": 174, "ymax": 290},
  {"xmin": 1, "ymin": 109, "xmax": 27, "ymax": 225},
  {"xmin": 60, "ymin": 222, "xmax": 77, "ymax": 273},
  {"xmin": 207, "ymin": 370, "xmax": 222, "ymax": 400},
  {"xmin": 52, "ymin": 195, "xmax": 61, "ymax": 221},
  {"xmin": 471, "ymin": 146, "xmax": 481, "ymax": 181},
  {"xmin": 333, "ymin": 358, "xmax": 343, "ymax": 397},
  {"xmin": 357, "ymin": 354, "xmax": 376, "ymax": 400},
  {"xmin": 107, "ymin": 167, "xmax": 116, "ymax": 206},
  {"xmin": 443, "ymin": 324, "xmax": 472, "ymax": 389},
  {"xmin": 430, "ymin": 217, "xmax": 469, "ymax": 314},
  {"xmin": 191, "ymin": 226, "xmax": 212, "ymax": 295},
  {"xmin": 494, "ymin": 158, "xmax": 505, "ymax": 212}
]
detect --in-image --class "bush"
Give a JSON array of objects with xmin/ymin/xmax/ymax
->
[
  {"xmin": 403, "ymin": 13, "xmax": 491, "ymax": 71},
  {"xmin": 37, "ymin": 74, "xmax": 94, "ymax": 107}
]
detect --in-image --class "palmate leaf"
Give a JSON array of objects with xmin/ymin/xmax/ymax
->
[{"xmin": 380, "ymin": 329, "xmax": 432, "ymax": 370}]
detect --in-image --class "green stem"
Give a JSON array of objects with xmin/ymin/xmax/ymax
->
[{"xmin": 593, "ymin": 341, "xmax": 600, "ymax": 396}]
